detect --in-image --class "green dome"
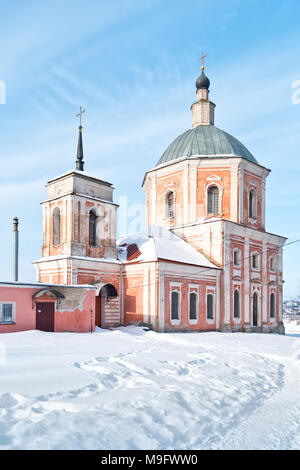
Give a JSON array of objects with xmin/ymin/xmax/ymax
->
[{"xmin": 156, "ymin": 125, "xmax": 257, "ymax": 167}]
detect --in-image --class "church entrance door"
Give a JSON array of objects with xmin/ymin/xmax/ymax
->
[
  {"xmin": 36, "ymin": 302, "xmax": 55, "ymax": 332},
  {"xmin": 95, "ymin": 284, "xmax": 118, "ymax": 328},
  {"xmin": 252, "ymin": 293, "xmax": 258, "ymax": 327}
]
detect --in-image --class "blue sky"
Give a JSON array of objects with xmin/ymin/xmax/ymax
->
[{"xmin": 0, "ymin": 0, "xmax": 299, "ymax": 298}]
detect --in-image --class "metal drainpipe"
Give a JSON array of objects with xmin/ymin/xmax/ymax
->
[{"xmin": 13, "ymin": 217, "xmax": 19, "ymax": 282}]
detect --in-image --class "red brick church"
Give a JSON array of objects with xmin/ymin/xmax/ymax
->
[
  {"xmin": 30, "ymin": 63, "xmax": 286, "ymax": 334},
  {"xmin": 0, "ymin": 64, "xmax": 286, "ymax": 334}
]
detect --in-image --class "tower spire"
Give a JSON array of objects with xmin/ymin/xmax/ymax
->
[{"xmin": 76, "ymin": 107, "xmax": 85, "ymax": 171}]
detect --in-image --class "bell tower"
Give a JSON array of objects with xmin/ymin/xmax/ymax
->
[{"xmin": 33, "ymin": 113, "xmax": 120, "ymax": 286}]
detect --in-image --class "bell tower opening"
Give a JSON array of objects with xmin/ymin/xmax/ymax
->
[{"xmin": 89, "ymin": 209, "xmax": 97, "ymax": 246}]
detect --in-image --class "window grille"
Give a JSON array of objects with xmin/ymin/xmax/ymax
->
[
  {"xmin": 207, "ymin": 186, "xmax": 219, "ymax": 214},
  {"xmin": 1, "ymin": 304, "xmax": 13, "ymax": 322},
  {"xmin": 167, "ymin": 192, "xmax": 174, "ymax": 219}
]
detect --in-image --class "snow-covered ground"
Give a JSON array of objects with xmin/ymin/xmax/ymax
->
[
  {"xmin": 285, "ymin": 319, "xmax": 300, "ymax": 336},
  {"xmin": 0, "ymin": 325, "xmax": 299, "ymax": 450}
]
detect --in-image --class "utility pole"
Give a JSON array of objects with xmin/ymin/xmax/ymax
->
[{"xmin": 13, "ymin": 217, "xmax": 19, "ymax": 282}]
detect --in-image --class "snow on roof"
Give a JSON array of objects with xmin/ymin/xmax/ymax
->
[
  {"xmin": 117, "ymin": 225, "xmax": 219, "ymax": 269},
  {"xmin": 32, "ymin": 255, "xmax": 121, "ymax": 264},
  {"xmin": 0, "ymin": 281, "xmax": 96, "ymax": 289}
]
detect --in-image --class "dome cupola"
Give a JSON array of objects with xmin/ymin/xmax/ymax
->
[
  {"xmin": 196, "ymin": 69, "xmax": 210, "ymax": 91},
  {"xmin": 156, "ymin": 125, "xmax": 257, "ymax": 167},
  {"xmin": 154, "ymin": 54, "xmax": 258, "ymax": 167}
]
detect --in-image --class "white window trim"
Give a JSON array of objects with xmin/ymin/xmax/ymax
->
[
  {"xmin": 206, "ymin": 287, "xmax": 215, "ymax": 324},
  {"xmin": 170, "ymin": 282, "xmax": 182, "ymax": 325},
  {"xmin": 0, "ymin": 302, "xmax": 16, "ymax": 324},
  {"xmin": 206, "ymin": 183, "xmax": 223, "ymax": 217},
  {"xmin": 188, "ymin": 285, "xmax": 199, "ymax": 324}
]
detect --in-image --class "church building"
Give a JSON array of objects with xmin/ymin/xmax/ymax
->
[{"xmin": 32, "ymin": 63, "xmax": 286, "ymax": 334}]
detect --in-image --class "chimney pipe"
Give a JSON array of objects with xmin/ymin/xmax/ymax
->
[{"xmin": 13, "ymin": 217, "xmax": 19, "ymax": 282}]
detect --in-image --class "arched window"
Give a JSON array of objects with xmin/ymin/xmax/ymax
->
[
  {"xmin": 253, "ymin": 292, "xmax": 258, "ymax": 326},
  {"xmin": 207, "ymin": 186, "xmax": 219, "ymax": 215},
  {"xmin": 89, "ymin": 209, "xmax": 97, "ymax": 246},
  {"xmin": 189, "ymin": 292, "xmax": 197, "ymax": 320},
  {"xmin": 270, "ymin": 293, "xmax": 275, "ymax": 318},
  {"xmin": 207, "ymin": 293, "xmax": 214, "ymax": 320},
  {"xmin": 234, "ymin": 290, "xmax": 240, "ymax": 318},
  {"xmin": 166, "ymin": 192, "xmax": 174, "ymax": 219},
  {"xmin": 249, "ymin": 189, "xmax": 256, "ymax": 218},
  {"xmin": 52, "ymin": 207, "xmax": 61, "ymax": 246},
  {"xmin": 171, "ymin": 291, "xmax": 179, "ymax": 320}
]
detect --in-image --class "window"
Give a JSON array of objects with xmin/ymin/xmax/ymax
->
[
  {"xmin": 207, "ymin": 186, "xmax": 219, "ymax": 215},
  {"xmin": 249, "ymin": 189, "xmax": 256, "ymax": 218},
  {"xmin": 270, "ymin": 293, "xmax": 275, "ymax": 318},
  {"xmin": 207, "ymin": 293, "xmax": 214, "ymax": 320},
  {"xmin": 270, "ymin": 256, "xmax": 276, "ymax": 272},
  {"xmin": 234, "ymin": 290, "xmax": 240, "ymax": 318},
  {"xmin": 166, "ymin": 192, "xmax": 174, "ymax": 219},
  {"xmin": 252, "ymin": 253, "xmax": 260, "ymax": 270},
  {"xmin": 171, "ymin": 291, "xmax": 179, "ymax": 320},
  {"xmin": 52, "ymin": 207, "xmax": 61, "ymax": 246},
  {"xmin": 253, "ymin": 292, "xmax": 258, "ymax": 326},
  {"xmin": 189, "ymin": 292, "xmax": 197, "ymax": 320},
  {"xmin": 0, "ymin": 303, "xmax": 14, "ymax": 323},
  {"xmin": 89, "ymin": 209, "xmax": 97, "ymax": 246},
  {"xmin": 233, "ymin": 248, "xmax": 241, "ymax": 267}
]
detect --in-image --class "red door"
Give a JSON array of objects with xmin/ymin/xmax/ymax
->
[{"xmin": 36, "ymin": 302, "xmax": 55, "ymax": 332}]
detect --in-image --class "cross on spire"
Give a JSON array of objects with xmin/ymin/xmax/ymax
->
[
  {"xmin": 199, "ymin": 52, "xmax": 207, "ymax": 70},
  {"xmin": 76, "ymin": 106, "xmax": 85, "ymax": 127}
]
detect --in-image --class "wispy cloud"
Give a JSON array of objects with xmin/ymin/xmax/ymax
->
[{"xmin": 0, "ymin": 0, "xmax": 299, "ymax": 297}]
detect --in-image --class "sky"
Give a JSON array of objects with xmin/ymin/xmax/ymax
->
[{"xmin": 0, "ymin": 0, "xmax": 299, "ymax": 298}]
